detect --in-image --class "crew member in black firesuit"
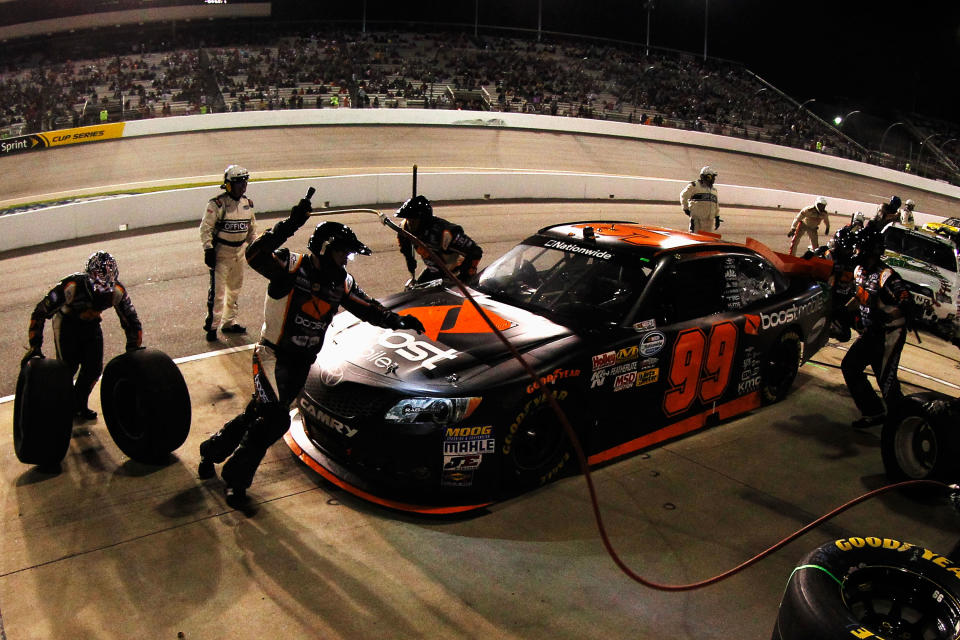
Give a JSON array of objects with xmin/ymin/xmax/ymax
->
[
  {"xmin": 840, "ymin": 228, "xmax": 915, "ymax": 428},
  {"xmin": 197, "ymin": 196, "xmax": 426, "ymax": 508},
  {"xmin": 394, "ymin": 195, "xmax": 483, "ymax": 286},
  {"xmin": 824, "ymin": 212, "xmax": 866, "ymax": 341},
  {"xmin": 23, "ymin": 251, "xmax": 143, "ymax": 421},
  {"xmin": 864, "ymin": 195, "xmax": 902, "ymax": 234}
]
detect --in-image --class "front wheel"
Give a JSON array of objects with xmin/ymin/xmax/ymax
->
[
  {"xmin": 773, "ymin": 537, "xmax": 960, "ymax": 640},
  {"xmin": 499, "ymin": 391, "xmax": 582, "ymax": 493},
  {"xmin": 761, "ymin": 330, "xmax": 801, "ymax": 404}
]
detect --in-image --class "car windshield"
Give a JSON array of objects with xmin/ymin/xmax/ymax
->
[
  {"xmin": 884, "ymin": 227, "xmax": 958, "ymax": 273},
  {"xmin": 475, "ymin": 242, "xmax": 652, "ymax": 325}
]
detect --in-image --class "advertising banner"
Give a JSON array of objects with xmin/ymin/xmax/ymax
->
[{"xmin": 0, "ymin": 123, "xmax": 125, "ymax": 156}]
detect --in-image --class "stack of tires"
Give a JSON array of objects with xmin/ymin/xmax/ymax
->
[{"xmin": 14, "ymin": 348, "xmax": 191, "ymax": 468}]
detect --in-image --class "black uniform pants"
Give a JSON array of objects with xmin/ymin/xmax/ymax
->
[
  {"xmin": 841, "ymin": 325, "xmax": 906, "ymax": 417},
  {"xmin": 53, "ymin": 314, "xmax": 103, "ymax": 412},
  {"xmin": 200, "ymin": 343, "xmax": 312, "ymax": 489}
]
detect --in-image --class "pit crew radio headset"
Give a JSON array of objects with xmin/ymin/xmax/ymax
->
[{"xmin": 298, "ymin": 166, "xmax": 959, "ymax": 593}]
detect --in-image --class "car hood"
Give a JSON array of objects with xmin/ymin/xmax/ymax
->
[
  {"xmin": 320, "ymin": 287, "xmax": 573, "ymax": 385},
  {"xmin": 884, "ymin": 252, "xmax": 954, "ymax": 295}
]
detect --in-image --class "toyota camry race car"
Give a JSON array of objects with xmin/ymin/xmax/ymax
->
[{"xmin": 285, "ymin": 221, "xmax": 833, "ymax": 513}]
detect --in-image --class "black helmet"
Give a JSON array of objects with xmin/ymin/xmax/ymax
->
[
  {"xmin": 856, "ymin": 228, "xmax": 885, "ymax": 260},
  {"xmin": 85, "ymin": 250, "xmax": 119, "ymax": 294},
  {"xmin": 882, "ymin": 195, "xmax": 902, "ymax": 215},
  {"xmin": 307, "ymin": 221, "xmax": 371, "ymax": 257},
  {"xmin": 395, "ymin": 195, "xmax": 433, "ymax": 219}
]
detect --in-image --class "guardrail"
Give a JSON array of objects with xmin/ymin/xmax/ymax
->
[{"xmin": 0, "ymin": 109, "xmax": 954, "ymax": 253}]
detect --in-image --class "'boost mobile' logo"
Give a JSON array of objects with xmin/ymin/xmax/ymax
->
[{"xmin": 378, "ymin": 330, "xmax": 459, "ymax": 370}]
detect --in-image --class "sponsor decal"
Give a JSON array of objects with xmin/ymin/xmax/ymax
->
[
  {"xmin": 294, "ymin": 314, "xmax": 327, "ymax": 331},
  {"xmin": 591, "ymin": 361, "xmax": 638, "ymax": 388},
  {"xmin": 737, "ymin": 376, "xmax": 761, "ymax": 394},
  {"xmin": 633, "ymin": 318, "xmax": 656, "ymax": 332},
  {"xmin": 398, "ymin": 303, "xmax": 511, "ymax": 341},
  {"xmin": 441, "ymin": 469, "xmax": 476, "ymax": 487},
  {"xmin": 759, "ymin": 295, "xmax": 826, "ymax": 331},
  {"xmin": 526, "ymin": 367, "xmax": 581, "ymax": 394},
  {"xmin": 592, "ymin": 350, "xmax": 617, "ymax": 371},
  {"xmin": 744, "ymin": 314, "xmax": 761, "ymax": 335},
  {"xmin": 639, "ymin": 331, "xmax": 666, "ymax": 356},
  {"xmin": 636, "ymin": 368, "xmax": 659, "ymax": 387},
  {"xmin": 617, "ymin": 345, "xmax": 639, "ymax": 363},
  {"xmin": 299, "ymin": 399, "xmax": 358, "ymax": 437},
  {"xmin": 638, "ymin": 357, "xmax": 659, "ymax": 371},
  {"xmin": 543, "ymin": 239, "xmax": 613, "ymax": 260},
  {"xmin": 613, "ymin": 371, "xmax": 637, "ymax": 392},
  {"xmin": 738, "ymin": 346, "xmax": 761, "ymax": 395},
  {"xmin": 376, "ymin": 330, "xmax": 459, "ymax": 370},
  {"xmin": 1, "ymin": 124, "xmax": 125, "ymax": 156},
  {"xmin": 503, "ymin": 390, "xmax": 568, "ymax": 455},
  {"xmin": 443, "ymin": 454, "xmax": 482, "ymax": 471},
  {"xmin": 319, "ymin": 365, "xmax": 344, "ymax": 387},
  {"xmin": 834, "ymin": 537, "xmax": 960, "ymax": 581}
]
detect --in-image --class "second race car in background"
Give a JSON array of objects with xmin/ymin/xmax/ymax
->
[{"xmin": 285, "ymin": 221, "xmax": 834, "ymax": 513}]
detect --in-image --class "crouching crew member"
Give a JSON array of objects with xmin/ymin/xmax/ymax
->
[
  {"xmin": 841, "ymin": 229, "xmax": 915, "ymax": 429},
  {"xmin": 394, "ymin": 195, "xmax": 484, "ymax": 285},
  {"xmin": 24, "ymin": 251, "xmax": 143, "ymax": 421},
  {"xmin": 788, "ymin": 196, "xmax": 830, "ymax": 255},
  {"xmin": 198, "ymin": 195, "xmax": 425, "ymax": 508}
]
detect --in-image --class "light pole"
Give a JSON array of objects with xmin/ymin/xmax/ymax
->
[
  {"xmin": 644, "ymin": 0, "xmax": 655, "ymax": 56},
  {"xmin": 474, "ymin": 0, "xmax": 478, "ymax": 37},
  {"xmin": 878, "ymin": 121, "xmax": 905, "ymax": 157},
  {"xmin": 537, "ymin": 0, "xmax": 542, "ymax": 42},
  {"xmin": 703, "ymin": 0, "xmax": 709, "ymax": 61},
  {"xmin": 916, "ymin": 133, "xmax": 942, "ymax": 173},
  {"xmin": 798, "ymin": 98, "xmax": 815, "ymax": 111},
  {"xmin": 834, "ymin": 110, "xmax": 861, "ymax": 128}
]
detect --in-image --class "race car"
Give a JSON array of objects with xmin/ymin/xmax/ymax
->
[
  {"xmin": 881, "ymin": 222, "xmax": 959, "ymax": 337},
  {"xmin": 285, "ymin": 221, "xmax": 833, "ymax": 514},
  {"xmin": 923, "ymin": 216, "xmax": 960, "ymax": 238}
]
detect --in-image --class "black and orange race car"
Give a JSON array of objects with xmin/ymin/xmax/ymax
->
[{"xmin": 285, "ymin": 221, "xmax": 833, "ymax": 514}]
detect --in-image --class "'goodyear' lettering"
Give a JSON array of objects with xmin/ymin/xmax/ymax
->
[{"xmin": 502, "ymin": 390, "xmax": 568, "ymax": 454}]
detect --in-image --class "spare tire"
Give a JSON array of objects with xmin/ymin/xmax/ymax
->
[
  {"xmin": 13, "ymin": 357, "xmax": 74, "ymax": 467},
  {"xmin": 772, "ymin": 537, "xmax": 960, "ymax": 640},
  {"xmin": 100, "ymin": 348, "xmax": 191, "ymax": 463},
  {"xmin": 881, "ymin": 391, "xmax": 958, "ymax": 482}
]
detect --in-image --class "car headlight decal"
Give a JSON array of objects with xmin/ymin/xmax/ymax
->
[{"xmin": 384, "ymin": 397, "xmax": 482, "ymax": 424}]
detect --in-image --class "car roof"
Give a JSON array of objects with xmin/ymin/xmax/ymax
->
[
  {"xmin": 885, "ymin": 222, "xmax": 955, "ymax": 246},
  {"xmin": 535, "ymin": 220, "xmax": 746, "ymax": 259}
]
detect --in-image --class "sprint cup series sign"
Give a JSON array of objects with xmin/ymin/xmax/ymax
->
[{"xmin": 1, "ymin": 123, "xmax": 125, "ymax": 156}]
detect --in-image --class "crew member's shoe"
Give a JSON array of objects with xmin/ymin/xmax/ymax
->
[
  {"xmin": 221, "ymin": 324, "xmax": 247, "ymax": 334},
  {"xmin": 224, "ymin": 486, "xmax": 248, "ymax": 509},
  {"xmin": 75, "ymin": 408, "xmax": 98, "ymax": 421},
  {"xmin": 197, "ymin": 458, "xmax": 215, "ymax": 479},
  {"xmin": 852, "ymin": 413, "xmax": 885, "ymax": 429},
  {"xmin": 206, "ymin": 329, "xmax": 218, "ymax": 342}
]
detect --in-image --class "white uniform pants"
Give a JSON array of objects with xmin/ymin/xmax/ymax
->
[
  {"xmin": 790, "ymin": 226, "xmax": 820, "ymax": 256},
  {"xmin": 690, "ymin": 210, "xmax": 714, "ymax": 233},
  {"xmin": 206, "ymin": 244, "xmax": 245, "ymax": 329}
]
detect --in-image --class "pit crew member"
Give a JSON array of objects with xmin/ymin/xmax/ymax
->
[
  {"xmin": 788, "ymin": 196, "xmax": 830, "ymax": 256},
  {"xmin": 680, "ymin": 166, "xmax": 721, "ymax": 233},
  {"xmin": 395, "ymin": 195, "xmax": 484, "ymax": 285}
]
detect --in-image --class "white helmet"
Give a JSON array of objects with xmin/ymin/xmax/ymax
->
[
  {"xmin": 699, "ymin": 166, "xmax": 718, "ymax": 179},
  {"xmin": 222, "ymin": 164, "xmax": 249, "ymax": 189},
  {"xmin": 905, "ymin": 199, "xmax": 915, "ymax": 210},
  {"xmin": 815, "ymin": 196, "xmax": 827, "ymax": 208},
  {"xmin": 851, "ymin": 211, "xmax": 865, "ymax": 226}
]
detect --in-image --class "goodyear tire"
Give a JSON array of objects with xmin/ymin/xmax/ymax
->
[
  {"xmin": 881, "ymin": 391, "xmax": 958, "ymax": 482},
  {"xmin": 500, "ymin": 390, "xmax": 581, "ymax": 492},
  {"xmin": 13, "ymin": 358, "xmax": 73, "ymax": 467},
  {"xmin": 100, "ymin": 348, "xmax": 191, "ymax": 463},
  {"xmin": 761, "ymin": 330, "xmax": 801, "ymax": 404},
  {"xmin": 772, "ymin": 537, "xmax": 960, "ymax": 640}
]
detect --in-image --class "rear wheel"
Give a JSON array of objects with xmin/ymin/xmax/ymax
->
[
  {"xmin": 100, "ymin": 348, "xmax": 191, "ymax": 463},
  {"xmin": 13, "ymin": 358, "xmax": 74, "ymax": 467},
  {"xmin": 761, "ymin": 330, "xmax": 801, "ymax": 404}
]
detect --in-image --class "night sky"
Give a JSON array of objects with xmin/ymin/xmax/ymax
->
[{"xmin": 276, "ymin": 0, "xmax": 960, "ymax": 126}]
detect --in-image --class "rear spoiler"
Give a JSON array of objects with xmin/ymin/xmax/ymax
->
[{"xmin": 745, "ymin": 237, "xmax": 833, "ymax": 281}]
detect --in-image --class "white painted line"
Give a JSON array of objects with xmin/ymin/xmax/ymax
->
[{"xmin": 0, "ymin": 344, "xmax": 255, "ymax": 405}]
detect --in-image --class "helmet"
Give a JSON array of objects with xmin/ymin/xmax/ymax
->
[
  {"xmin": 905, "ymin": 199, "xmax": 915, "ymax": 210},
  {"xmin": 395, "ymin": 195, "xmax": 433, "ymax": 219},
  {"xmin": 221, "ymin": 164, "xmax": 249, "ymax": 189},
  {"xmin": 851, "ymin": 211, "xmax": 865, "ymax": 226},
  {"xmin": 886, "ymin": 195, "xmax": 902, "ymax": 211},
  {"xmin": 699, "ymin": 166, "xmax": 718, "ymax": 180},
  {"xmin": 856, "ymin": 228, "xmax": 885, "ymax": 261},
  {"xmin": 815, "ymin": 196, "xmax": 827, "ymax": 208},
  {"xmin": 85, "ymin": 250, "xmax": 119, "ymax": 295},
  {"xmin": 307, "ymin": 221, "xmax": 371, "ymax": 257}
]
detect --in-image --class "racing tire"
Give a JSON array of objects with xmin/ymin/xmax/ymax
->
[
  {"xmin": 13, "ymin": 358, "xmax": 74, "ymax": 467},
  {"xmin": 761, "ymin": 330, "xmax": 801, "ymax": 404},
  {"xmin": 881, "ymin": 391, "xmax": 958, "ymax": 482},
  {"xmin": 772, "ymin": 537, "xmax": 960, "ymax": 640},
  {"xmin": 500, "ymin": 390, "xmax": 583, "ymax": 493},
  {"xmin": 100, "ymin": 348, "xmax": 191, "ymax": 464}
]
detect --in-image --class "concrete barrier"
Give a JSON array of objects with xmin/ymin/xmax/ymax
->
[{"xmin": 1, "ymin": 109, "xmax": 954, "ymax": 253}]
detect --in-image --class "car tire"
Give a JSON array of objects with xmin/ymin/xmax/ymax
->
[
  {"xmin": 500, "ymin": 391, "xmax": 582, "ymax": 492},
  {"xmin": 100, "ymin": 348, "xmax": 191, "ymax": 464},
  {"xmin": 772, "ymin": 537, "xmax": 960, "ymax": 640},
  {"xmin": 13, "ymin": 358, "xmax": 74, "ymax": 467},
  {"xmin": 881, "ymin": 391, "xmax": 957, "ymax": 482},
  {"xmin": 761, "ymin": 330, "xmax": 801, "ymax": 404}
]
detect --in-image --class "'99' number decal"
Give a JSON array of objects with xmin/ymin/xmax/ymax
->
[{"xmin": 663, "ymin": 321, "xmax": 738, "ymax": 416}]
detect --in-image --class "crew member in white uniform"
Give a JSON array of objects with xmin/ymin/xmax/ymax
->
[
  {"xmin": 899, "ymin": 199, "xmax": 916, "ymax": 230},
  {"xmin": 200, "ymin": 164, "xmax": 257, "ymax": 341},
  {"xmin": 680, "ymin": 166, "xmax": 720, "ymax": 233},
  {"xmin": 788, "ymin": 196, "xmax": 830, "ymax": 255}
]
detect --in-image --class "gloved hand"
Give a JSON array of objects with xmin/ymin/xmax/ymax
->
[
  {"xmin": 787, "ymin": 229, "xmax": 796, "ymax": 238},
  {"xmin": 21, "ymin": 345, "xmax": 42, "ymax": 367},
  {"xmin": 714, "ymin": 216, "xmax": 722, "ymax": 230},
  {"xmin": 397, "ymin": 314, "xmax": 425, "ymax": 334},
  {"xmin": 290, "ymin": 198, "xmax": 312, "ymax": 227},
  {"xmin": 683, "ymin": 208, "xmax": 691, "ymax": 217},
  {"xmin": 204, "ymin": 247, "xmax": 216, "ymax": 269}
]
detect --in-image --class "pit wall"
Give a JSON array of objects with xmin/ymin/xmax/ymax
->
[{"xmin": 1, "ymin": 109, "xmax": 955, "ymax": 253}]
